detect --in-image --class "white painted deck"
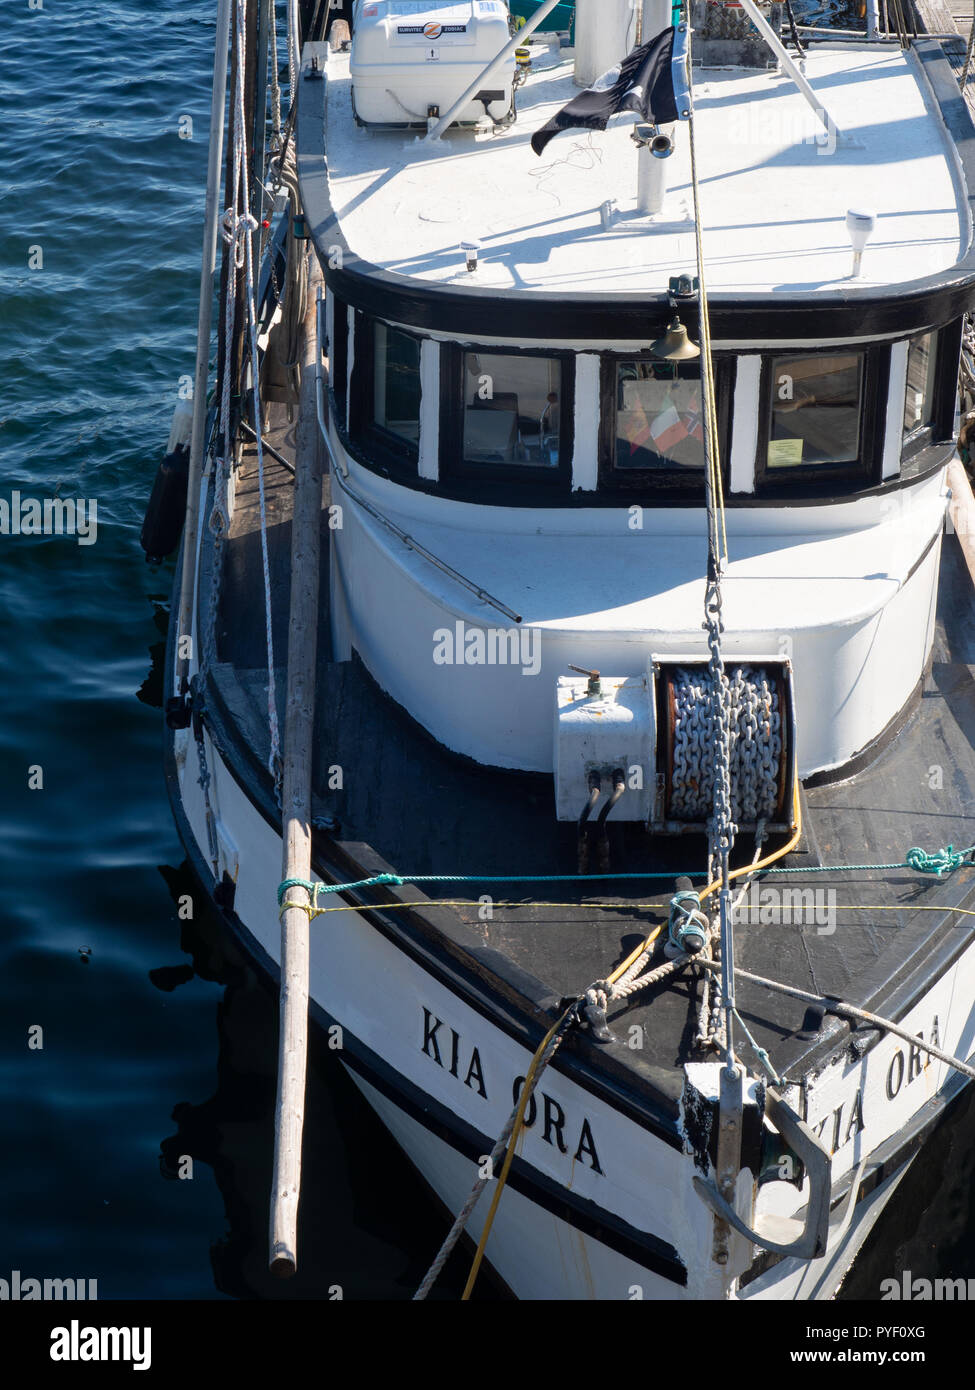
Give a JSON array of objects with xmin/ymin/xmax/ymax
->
[{"xmin": 322, "ymin": 42, "xmax": 970, "ymax": 296}]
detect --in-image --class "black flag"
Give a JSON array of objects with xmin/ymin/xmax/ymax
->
[{"xmin": 531, "ymin": 28, "xmax": 679, "ymax": 158}]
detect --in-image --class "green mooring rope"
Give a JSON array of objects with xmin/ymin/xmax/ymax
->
[{"xmin": 277, "ymin": 843, "xmax": 975, "ymax": 907}]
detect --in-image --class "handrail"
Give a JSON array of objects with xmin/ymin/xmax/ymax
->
[{"xmin": 313, "ymin": 291, "xmax": 523, "ymax": 624}]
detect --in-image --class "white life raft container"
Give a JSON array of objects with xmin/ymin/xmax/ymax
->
[{"xmin": 350, "ymin": 0, "xmax": 514, "ymax": 128}]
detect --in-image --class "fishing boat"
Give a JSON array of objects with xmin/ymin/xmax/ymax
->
[{"xmin": 149, "ymin": 0, "xmax": 975, "ymax": 1299}]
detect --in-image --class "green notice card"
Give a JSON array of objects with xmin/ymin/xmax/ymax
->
[{"xmin": 768, "ymin": 438, "xmax": 804, "ymax": 468}]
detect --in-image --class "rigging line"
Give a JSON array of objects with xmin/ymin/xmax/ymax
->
[
  {"xmin": 685, "ymin": 103, "xmax": 726, "ymax": 567},
  {"xmin": 279, "ymin": 896, "xmax": 975, "ymax": 921},
  {"xmin": 686, "ymin": 24, "xmax": 737, "ymax": 1067},
  {"xmin": 279, "ymin": 898, "xmax": 672, "ymax": 916},
  {"xmin": 460, "ymin": 1006, "xmax": 578, "ymax": 1300},
  {"xmin": 697, "ymin": 958, "xmax": 975, "ymax": 1083},
  {"xmin": 233, "ymin": 0, "xmax": 282, "ymax": 786},
  {"xmin": 288, "ymin": 0, "xmax": 300, "ymax": 111},
  {"xmin": 269, "ymin": 0, "xmax": 282, "ymax": 147}
]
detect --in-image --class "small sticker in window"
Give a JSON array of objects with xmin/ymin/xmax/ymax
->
[{"xmin": 767, "ymin": 438, "xmax": 804, "ymax": 468}]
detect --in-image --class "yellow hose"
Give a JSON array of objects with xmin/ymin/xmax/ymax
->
[{"xmin": 461, "ymin": 1007, "xmax": 571, "ymax": 1300}]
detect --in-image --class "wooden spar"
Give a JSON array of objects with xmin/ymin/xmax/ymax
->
[
  {"xmin": 174, "ymin": 0, "xmax": 233, "ymax": 700},
  {"xmin": 269, "ymin": 249, "xmax": 324, "ymax": 1277}
]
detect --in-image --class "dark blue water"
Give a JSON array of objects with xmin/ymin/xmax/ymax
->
[
  {"xmin": 0, "ymin": 0, "xmax": 971, "ymax": 1305},
  {"xmin": 0, "ymin": 0, "xmax": 488, "ymax": 1303}
]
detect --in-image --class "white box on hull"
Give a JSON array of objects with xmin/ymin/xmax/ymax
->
[
  {"xmin": 351, "ymin": 0, "xmax": 513, "ymax": 127},
  {"xmin": 554, "ymin": 673, "xmax": 655, "ymax": 823}
]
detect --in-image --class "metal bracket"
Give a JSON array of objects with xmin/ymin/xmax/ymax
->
[
  {"xmin": 582, "ymin": 994, "xmax": 615, "ymax": 1045},
  {"xmin": 711, "ymin": 1063, "xmax": 744, "ymax": 1265},
  {"xmin": 165, "ymin": 694, "xmax": 192, "ymax": 730},
  {"xmin": 693, "ymin": 1088, "xmax": 832, "ymax": 1260}
]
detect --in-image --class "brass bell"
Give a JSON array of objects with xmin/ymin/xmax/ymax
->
[{"xmin": 649, "ymin": 315, "xmax": 700, "ymax": 362}]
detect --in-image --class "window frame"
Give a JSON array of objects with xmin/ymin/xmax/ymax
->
[
  {"xmin": 439, "ymin": 342, "xmax": 575, "ymax": 488},
  {"xmin": 900, "ymin": 320, "xmax": 962, "ymax": 469},
  {"xmin": 328, "ymin": 294, "xmax": 349, "ymax": 436},
  {"xmin": 597, "ymin": 352, "xmax": 735, "ymax": 496},
  {"xmin": 349, "ymin": 313, "xmax": 424, "ymax": 478},
  {"xmin": 754, "ymin": 345, "xmax": 888, "ymax": 493}
]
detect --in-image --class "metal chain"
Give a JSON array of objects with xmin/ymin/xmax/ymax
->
[{"xmin": 669, "ymin": 664, "xmax": 782, "ymax": 825}]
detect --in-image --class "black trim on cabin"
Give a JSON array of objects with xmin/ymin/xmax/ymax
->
[
  {"xmin": 753, "ymin": 345, "xmax": 889, "ymax": 493},
  {"xmin": 439, "ymin": 342, "xmax": 575, "ymax": 490},
  {"xmin": 328, "ymin": 354, "xmax": 953, "ymax": 508},
  {"xmin": 323, "ymin": 285, "xmax": 956, "ymax": 508},
  {"xmin": 161, "ymin": 705, "xmax": 688, "ymax": 1288},
  {"xmin": 596, "ymin": 353, "xmax": 735, "ymax": 498},
  {"xmin": 296, "ymin": 41, "xmax": 975, "ymax": 348}
]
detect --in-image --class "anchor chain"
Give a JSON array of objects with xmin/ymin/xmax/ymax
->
[{"xmin": 670, "ymin": 661, "xmax": 782, "ymax": 824}]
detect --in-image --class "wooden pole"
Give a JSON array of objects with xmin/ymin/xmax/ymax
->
[{"xmin": 269, "ymin": 250, "xmax": 324, "ymax": 1277}]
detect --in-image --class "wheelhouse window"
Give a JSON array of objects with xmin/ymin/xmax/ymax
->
[
  {"xmin": 441, "ymin": 346, "xmax": 572, "ymax": 488},
  {"xmin": 766, "ymin": 353, "xmax": 862, "ymax": 470},
  {"xmin": 599, "ymin": 355, "xmax": 731, "ymax": 495},
  {"xmin": 461, "ymin": 352, "xmax": 562, "ymax": 468},
  {"xmin": 613, "ymin": 360, "xmax": 705, "ymax": 471},
  {"xmin": 903, "ymin": 331, "xmax": 939, "ymax": 438},
  {"xmin": 373, "ymin": 323, "xmax": 421, "ymax": 447},
  {"xmin": 900, "ymin": 321, "xmax": 962, "ymax": 476}
]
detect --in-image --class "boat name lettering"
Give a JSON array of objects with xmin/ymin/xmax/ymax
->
[
  {"xmin": 419, "ymin": 1008, "xmax": 603, "ymax": 1172},
  {"xmin": 421, "ymin": 1007, "xmax": 488, "ymax": 1098},
  {"xmin": 512, "ymin": 1075, "xmax": 603, "ymax": 1174},
  {"xmin": 807, "ymin": 1015, "xmax": 940, "ymax": 1156},
  {"xmin": 885, "ymin": 1016, "xmax": 940, "ymax": 1100}
]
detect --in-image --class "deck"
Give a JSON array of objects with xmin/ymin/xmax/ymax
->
[{"xmin": 913, "ymin": 0, "xmax": 975, "ymax": 117}]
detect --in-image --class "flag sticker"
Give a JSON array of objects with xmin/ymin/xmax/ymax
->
[{"xmin": 650, "ymin": 405, "xmax": 704, "ymax": 453}]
